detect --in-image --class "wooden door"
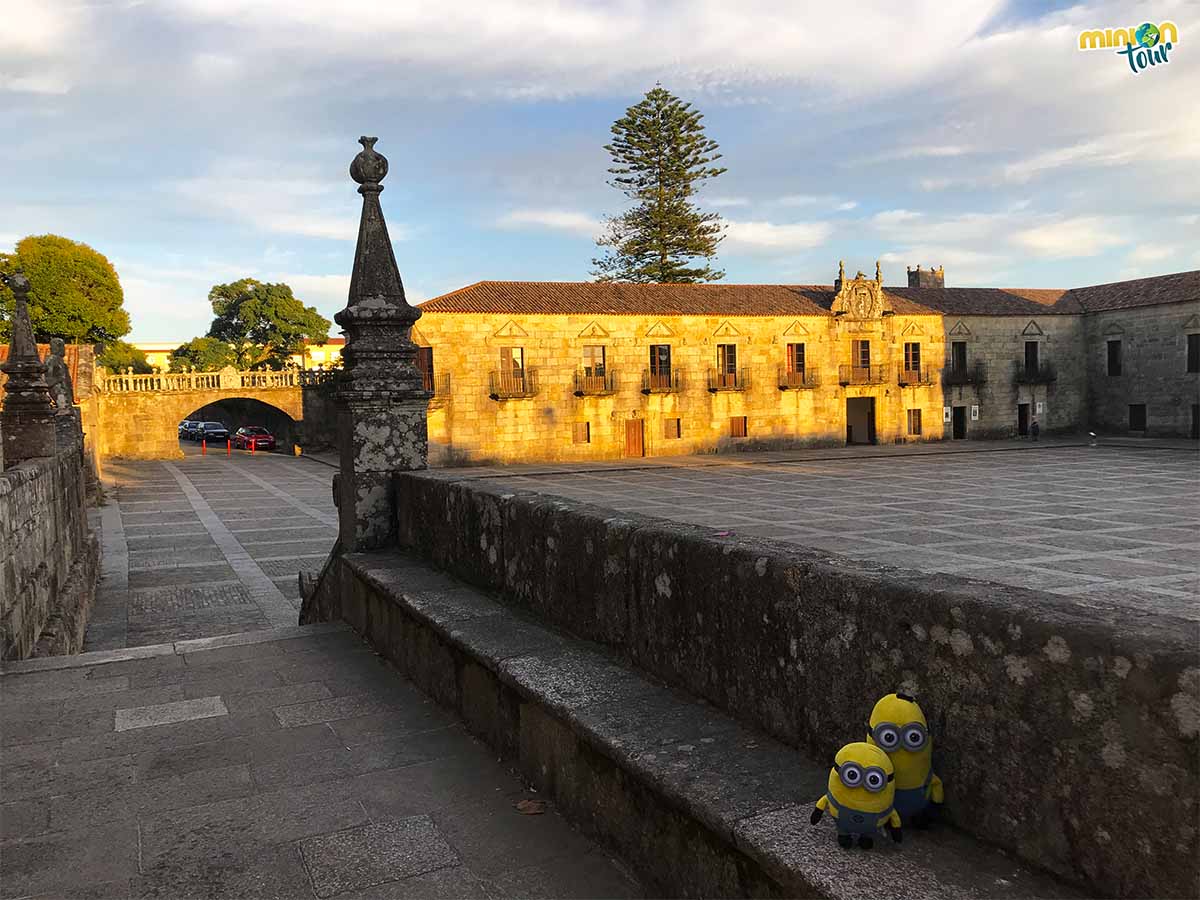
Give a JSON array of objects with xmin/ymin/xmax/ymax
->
[
  {"xmin": 624, "ymin": 419, "xmax": 645, "ymax": 457},
  {"xmin": 952, "ymin": 406, "xmax": 967, "ymax": 439}
]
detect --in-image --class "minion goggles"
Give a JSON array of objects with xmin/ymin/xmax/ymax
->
[
  {"xmin": 870, "ymin": 721, "xmax": 928, "ymax": 751},
  {"xmin": 833, "ymin": 761, "xmax": 894, "ymax": 793}
]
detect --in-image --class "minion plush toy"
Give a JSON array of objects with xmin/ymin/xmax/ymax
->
[
  {"xmin": 867, "ymin": 692, "xmax": 944, "ymax": 825},
  {"xmin": 810, "ymin": 742, "xmax": 903, "ymax": 849}
]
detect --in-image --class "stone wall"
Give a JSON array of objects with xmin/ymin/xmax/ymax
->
[
  {"xmin": 392, "ymin": 470, "xmax": 1200, "ymax": 899},
  {"xmin": 1084, "ymin": 300, "xmax": 1200, "ymax": 436},
  {"xmin": 415, "ymin": 310, "xmax": 947, "ymax": 463},
  {"xmin": 940, "ymin": 314, "xmax": 1086, "ymax": 438},
  {"xmin": 0, "ymin": 417, "xmax": 100, "ymax": 660}
]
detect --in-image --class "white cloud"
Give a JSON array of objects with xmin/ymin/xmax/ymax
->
[
  {"xmin": 279, "ymin": 273, "xmax": 351, "ymax": 311},
  {"xmin": 1010, "ymin": 217, "xmax": 1127, "ymax": 259},
  {"xmin": 708, "ymin": 196, "xmax": 749, "ymax": 208},
  {"xmin": 850, "ymin": 145, "xmax": 974, "ymax": 166},
  {"xmin": 495, "ymin": 209, "xmax": 600, "ymax": 237},
  {"xmin": 835, "ymin": 201, "xmax": 858, "ymax": 211},
  {"xmin": 1127, "ymin": 244, "xmax": 1176, "ymax": 265},
  {"xmin": 723, "ymin": 220, "xmax": 832, "ymax": 253}
]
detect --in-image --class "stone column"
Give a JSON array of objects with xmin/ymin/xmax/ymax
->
[
  {"xmin": 1, "ymin": 272, "xmax": 56, "ymax": 466},
  {"xmin": 333, "ymin": 137, "xmax": 431, "ymax": 551}
]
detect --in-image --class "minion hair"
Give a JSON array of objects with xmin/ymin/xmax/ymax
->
[{"xmin": 896, "ymin": 691, "xmax": 916, "ymax": 702}]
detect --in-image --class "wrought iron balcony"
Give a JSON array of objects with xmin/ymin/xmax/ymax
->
[
  {"xmin": 573, "ymin": 369, "xmax": 617, "ymax": 396},
  {"xmin": 838, "ymin": 364, "xmax": 889, "ymax": 385},
  {"xmin": 898, "ymin": 365, "xmax": 939, "ymax": 386},
  {"xmin": 707, "ymin": 368, "xmax": 750, "ymax": 392},
  {"xmin": 422, "ymin": 371, "xmax": 451, "ymax": 402},
  {"xmin": 1013, "ymin": 361, "xmax": 1057, "ymax": 385},
  {"xmin": 777, "ymin": 367, "xmax": 820, "ymax": 390},
  {"xmin": 641, "ymin": 368, "xmax": 682, "ymax": 394},
  {"xmin": 942, "ymin": 361, "xmax": 987, "ymax": 386},
  {"xmin": 488, "ymin": 368, "xmax": 538, "ymax": 400}
]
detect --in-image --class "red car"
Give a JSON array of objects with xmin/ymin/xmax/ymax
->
[{"xmin": 233, "ymin": 427, "xmax": 277, "ymax": 451}]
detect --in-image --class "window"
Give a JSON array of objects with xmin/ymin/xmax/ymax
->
[
  {"xmin": 1188, "ymin": 333, "xmax": 1200, "ymax": 373},
  {"xmin": 1129, "ymin": 404, "xmax": 1147, "ymax": 431},
  {"xmin": 717, "ymin": 343, "xmax": 737, "ymax": 373},
  {"xmin": 853, "ymin": 340, "xmax": 871, "ymax": 368},
  {"xmin": 1024, "ymin": 341, "xmax": 1039, "ymax": 374},
  {"xmin": 951, "ymin": 341, "xmax": 967, "ymax": 372},
  {"xmin": 664, "ymin": 418, "xmax": 682, "ymax": 440},
  {"xmin": 572, "ymin": 422, "xmax": 590, "ymax": 444},
  {"xmin": 903, "ymin": 342, "xmax": 921, "ymax": 372},
  {"xmin": 907, "ymin": 409, "xmax": 922, "ymax": 436},
  {"xmin": 786, "ymin": 342, "xmax": 806, "ymax": 374},
  {"xmin": 500, "ymin": 347, "xmax": 524, "ymax": 371},
  {"xmin": 649, "ymin": 344, "xmax": 671, "ymax": 374},
  {"xmin": 582, "ymin": 345, "xmax": 606, "ymax": 376},
  {"xmin": 417, "ymin": 346, "xmax": 434, "ymax": 391},
  {"xmin": 730, "ymin": 416, "xmax": 748, "ymax": 438},
  {"xmin": 1107, "ymin": 340, "xmax": 1122, "ymax": 376}
]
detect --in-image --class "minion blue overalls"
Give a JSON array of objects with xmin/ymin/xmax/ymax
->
[
  {"xmin": 825, "ymin": 794, "xmax": 894, "ymax": 837},
  {"xmin": 892, "ymin": 769, "xmax": 933, "ymax": 820}
]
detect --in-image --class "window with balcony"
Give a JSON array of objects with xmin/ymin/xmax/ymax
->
[
  {"xmin": 575, "ymin": 345, "xmax": 614, "ymax": 394},
  {"xmin": 951, "ymin": 341, "xmax": 967, "ymax": 372},
  {"xmin": 780, "ymin": 341, "xmax": 816, "ymax": 388},
  {"xmin": 904, "ymin": 342, "xmax": 921, "ymax": 372},
  {"xmin": 1188, "ymin": 333, "xmax": 1199, "ymax": 373},
  {"xmin": 582, "ymin": 345, "xmax": 606, "ymax": 376},
  {"xmin": 1107, "ymin": 340, "xmax": 1123, "ymax": 376},
  {"xmin": 490, "ymin": 346, "xmax": 535, "ymax": 398},
  {"xmin": 786, "ymin": 342, "xmax": 805, "ymax": 374},
  {"xmin": 1024, "ymin": 340, "xmax": 1039, "ymax": 375},
  {"xmin": 717, "ymin": 344, "xmax": 737, "ymax": 387},
  {"xmin": 417, "ymin": 346, "xmax": 434, "ymax": 391},
  {"xmin": 644, "ymin": 344, "xmax": 675, "ymax": 392},
  {"xmin": 854, "ymin": 340, "xmax": 871, "ymax": 368}
]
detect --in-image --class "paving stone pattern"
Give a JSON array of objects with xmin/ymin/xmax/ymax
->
[
  {"xmin": 481, "ymin": 442, "xmax": 1200, "ymax": 620},
  {"xmin": 86, "ymin": 446, "xmax": 342, "ymax": 650},
  {"xmin": 1, "ymin": 627, "xmax": 643, "ymax": 898}
]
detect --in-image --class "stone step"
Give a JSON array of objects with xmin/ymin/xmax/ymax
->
[{"xmin": 331, "ymin": 551, "xmax": 1083, "ymax": 900}]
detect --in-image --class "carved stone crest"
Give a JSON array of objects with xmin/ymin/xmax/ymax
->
[{"xmin": 832, "ymin": 261, "xmax": 889, "ymax": 320}]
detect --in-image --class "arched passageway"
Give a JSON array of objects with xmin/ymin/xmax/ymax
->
[{"xmin": 182, "ymin": 397, "xmax": 299, "ymax": 449}]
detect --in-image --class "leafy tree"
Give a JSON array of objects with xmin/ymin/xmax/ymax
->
[
  {"xmin": 592, "ymin": 85, "xmax": 727, "ymax": 283},
  {"xmin": 97, "ymin": 340, "xmax": 153, "ymax": 374},
  {"xmin": 169, "ymin": 336, "xmax": 237, "ymax": 372},
  {"xmin": 206, "ymin": 278, "xmax": 330, "ymax": 369},
  {"xmin": 0, "ymin": 235, "xmax": 131, "ymax": 343}
]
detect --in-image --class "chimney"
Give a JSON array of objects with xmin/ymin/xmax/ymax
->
[{"xmin": 907, "ymin": 265, "xmax": 944, "ymax": 288}]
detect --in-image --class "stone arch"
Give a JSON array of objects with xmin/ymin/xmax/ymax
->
[{"xmin": 184, "ymin": 397, "xmax": 300, "ymax": 449}]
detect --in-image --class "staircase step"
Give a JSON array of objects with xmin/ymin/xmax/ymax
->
[{"xmin": 340, "ymin": 551, "xmax": 1083, "ymax": 899}]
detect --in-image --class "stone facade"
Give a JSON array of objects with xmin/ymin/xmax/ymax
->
[{"xmin": 1084, "ymin": 300, "xmax": 1200, "ymax": 436}]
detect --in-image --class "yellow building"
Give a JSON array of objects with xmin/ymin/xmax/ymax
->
[
  {"xmin": 414, "ymin": 265, "xmax": 953, "ymax": 463},
  {"xmin": 291, "ymin": 338, "xmax": 346, "ymax": 369},
  {"xmin": 131, "ymin": 342, "xmax": 177, "ymax": 372}
]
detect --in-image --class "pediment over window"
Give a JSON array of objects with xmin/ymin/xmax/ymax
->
[
  {"xmin": 1022, "ymin": 320, "xmax": 1045, "ymax": 336},
  {"xmin": 948, "ymin": 320, "xmax": 971, "ymax": 336},
  {"xmin": 713, "ymin": 320, "xmax": 741, "ymax": 338},
  {"xmin": 901, "ymin": 321, "xmax": 926, "ymax": 337},
  {"xmin": 577, "ymin": 321, "xmax": 609, "ymax": 338},
  {"xmin": 1183, "ymin": 314, "xmax": 1200, "ymax": 332},
  {"xmin": 645, "ymin": 320, "xmax": 675, "ymax": 338},
  {"xmin": 493, "ymin": 320, "xmax": 528, "ymax": 338},
  {"xmin": 1103, "ymin": 322, "xmax": 1126, "ymax": 335},
  {"xmin": 782, "ymin": 320, "xmax": 810, "ymax": 337}
]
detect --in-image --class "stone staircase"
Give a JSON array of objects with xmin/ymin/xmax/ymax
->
[{"xmin": 323, "ymin": 551, "xmax": 1083, "ymax": 899}]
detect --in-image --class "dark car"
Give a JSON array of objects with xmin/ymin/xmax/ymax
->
[
  {"xmin": 233, "ymin": 426, "xmax": 276, "ymax": 451},
  {"xmin": 178, "ymin": 420, "xmax": 194, "ymax": 438},
  {"xmin": 198, "ymin": 422, "xmax": 229, "ymax": 442},
  {"xmin": 182, "ymin": 421, "xmax": 204, "ymax": 441}
]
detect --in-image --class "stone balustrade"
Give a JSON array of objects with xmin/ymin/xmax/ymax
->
[{"xmin": 96, "ymin": 367, "xmax": 338, "ymax": 393}]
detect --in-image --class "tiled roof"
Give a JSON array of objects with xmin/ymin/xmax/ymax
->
[
  {"xmin": 419, "ymin": 281, "xmax": 1073, "ymax": 317},
  {"xmin": 0, "ymin": 343, "xmax": 84, "ymax": 388},
  {"xmin": 1056, "ymin": 270, "xmax": 1200, "ymax": 312}
]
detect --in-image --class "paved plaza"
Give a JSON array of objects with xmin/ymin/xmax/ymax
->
[{"xmin": 467, "ymin": 440, "xmax": 1200, "ymax": 621}]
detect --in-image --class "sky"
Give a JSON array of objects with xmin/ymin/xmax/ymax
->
[{"xmin": 2, "ymin": 1, "xmax": 1198, "ymax": 342}]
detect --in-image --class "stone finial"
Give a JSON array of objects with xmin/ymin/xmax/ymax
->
[
  {"xmin": 838, "ymin": 260, "xmax": 845, "ymax": 282},
  {"xmin": 1, "ymin": 272, "xmax": 53, "ymax": 415},
  {"xmin": 875, "ymin": 260, "xmax": 881, "ymax": 284}
]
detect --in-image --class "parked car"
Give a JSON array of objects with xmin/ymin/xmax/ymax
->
[
  {"xmin": 178, "ymin": 420, "xmax": 193, "ymax": 438},
  {"xmin": 182, "ymin": 421, "xmax": 204, "ymax": 441},
  {"xmin": 233, "ymin": 426, "xmax": 276, "ymax": 451},
  {"xmin": 198, "ymin": 422, "xmax": 229, "ymax": 442}
]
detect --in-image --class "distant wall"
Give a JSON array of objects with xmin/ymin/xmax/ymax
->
[
  {"xmin": 393, "ymin": 471, "xmax": 1200, "ymax": 899},
  {"xmin": 1084, "ymin": 300, "xmax": 1200, "ymax": 436},
  {"xmin": 0, "ymin": 417, "xmax": 99, "ymax": 660}
]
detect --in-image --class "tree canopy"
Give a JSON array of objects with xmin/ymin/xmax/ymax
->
[
  {"xmin": 0, "ymin": 234, "xmax": 131, "ymax": 343},
  {"xmin": 169, "ymin": 336, "xmax": 237, "ymax": 372},
  {"xmin": 206, "ymin": 278, "xmax": 330, "ymax": 369},
  {"xmin": 97, "ymin": 340, "xmax": 153, "ymax": 374},
  {"xmin": 592, "ymin": 86, "xmax": 727, "ymax": 283}
]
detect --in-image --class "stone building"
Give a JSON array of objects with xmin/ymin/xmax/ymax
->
[{"xmin": 401, "ymin": 265, "xmax": 1198, "ymax": 463}]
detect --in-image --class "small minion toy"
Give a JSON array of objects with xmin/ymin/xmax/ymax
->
[
  {"xmin": 810, "ymin": 742, "xmax": 902, "ymax": 849},
  {"xmin": 866, "ymin": 692, "xmax": 944, "ymax": 825}
]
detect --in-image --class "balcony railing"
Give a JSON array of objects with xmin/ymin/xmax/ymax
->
[
  {"xmin": 422, "ymin": 371, "xmax": 451, "ymax": 401},
  {"xmin": 942, "ymin": 361, "xmax": 987, "ymax": 386},
  {"xmin": 707, "ymin": 368, "xmax": 750, "ymax": 392},
  {"xmin": 1013, "ymin": 361, "xmax": 1058, "ymax": 385},
  {"xmin": 839, "ymin": 364, "xmax": 889, "ymax": 385},
  {"xmin": 488, "ymin": 368, "xmax": 538, "ymax": 399},
  {"xmin": 573, "ymin": 369, "xmax": 618, "ymax": 396},
  {"xmin": 641, "ymin": 368, "xmax": 682, "ymax": 394},
  {"xmin": 898, "ymin": 365, "xmax": 939, "ymax": 386},
  {"xmin": 777, "ymin": 367, "xmax": 820, "ymax": 390}
]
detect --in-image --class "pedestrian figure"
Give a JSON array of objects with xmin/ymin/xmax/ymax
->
[{"xmin": 1031, "ymin": 418, "xmax": 1040, "ymax": 441}]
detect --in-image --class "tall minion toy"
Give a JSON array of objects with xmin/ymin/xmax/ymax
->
[
  {"xmin": 866, "ymin": 692, "xmax": 944, "ymax": 825},
  {"xmin": 810, "ymin": 742, "xmax": 903, "ymax": 849}
]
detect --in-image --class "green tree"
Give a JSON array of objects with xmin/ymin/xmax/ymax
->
[
  {"xmin": 592, "ymin": 86, "xmax": 727, "ymax": 283},
  {"xmin": 169, "ymin": 336, "xmax": 237, "ymax": 372},
  {"xmin": 97, "ymin": 340, "xmax": 153, "ymax": 374},
  {"xmin": 206, "ymin": 278, "xmax": 330, "ymax": 369},
  {"xmin": 0, "ymin": 234, "xmax": 131, "ymax": 343}
]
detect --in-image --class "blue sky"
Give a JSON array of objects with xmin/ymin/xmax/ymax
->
[{"xmin": 2, "ymin": 0, "xmax": 1197, "ymax": 341}]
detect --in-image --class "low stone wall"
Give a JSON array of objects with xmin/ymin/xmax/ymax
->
[
  {"xmin": 0, "ymin": 418, "xmax": 100, "ymax": 660},
  {"xmin": 393, "ymin": 471, "xmax": 1200, "ymax": 899}
]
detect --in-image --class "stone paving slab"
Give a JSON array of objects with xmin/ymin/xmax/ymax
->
[{"xmin": 0, "ymin": 624, "xmax": 644, "ymax": 900}]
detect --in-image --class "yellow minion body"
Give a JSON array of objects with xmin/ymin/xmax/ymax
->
[
  {"xmin": 866, "ymin": 692, "xmax": 945, "ymax": 822},
  {"xmin": 812, "ymin": 742, "xmax": 901, "ymax": 847}
]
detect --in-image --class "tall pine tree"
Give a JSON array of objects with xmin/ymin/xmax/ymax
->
[{"xmin": 592, "ymin": 85, "xmax": 727, "ymax": 283}]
